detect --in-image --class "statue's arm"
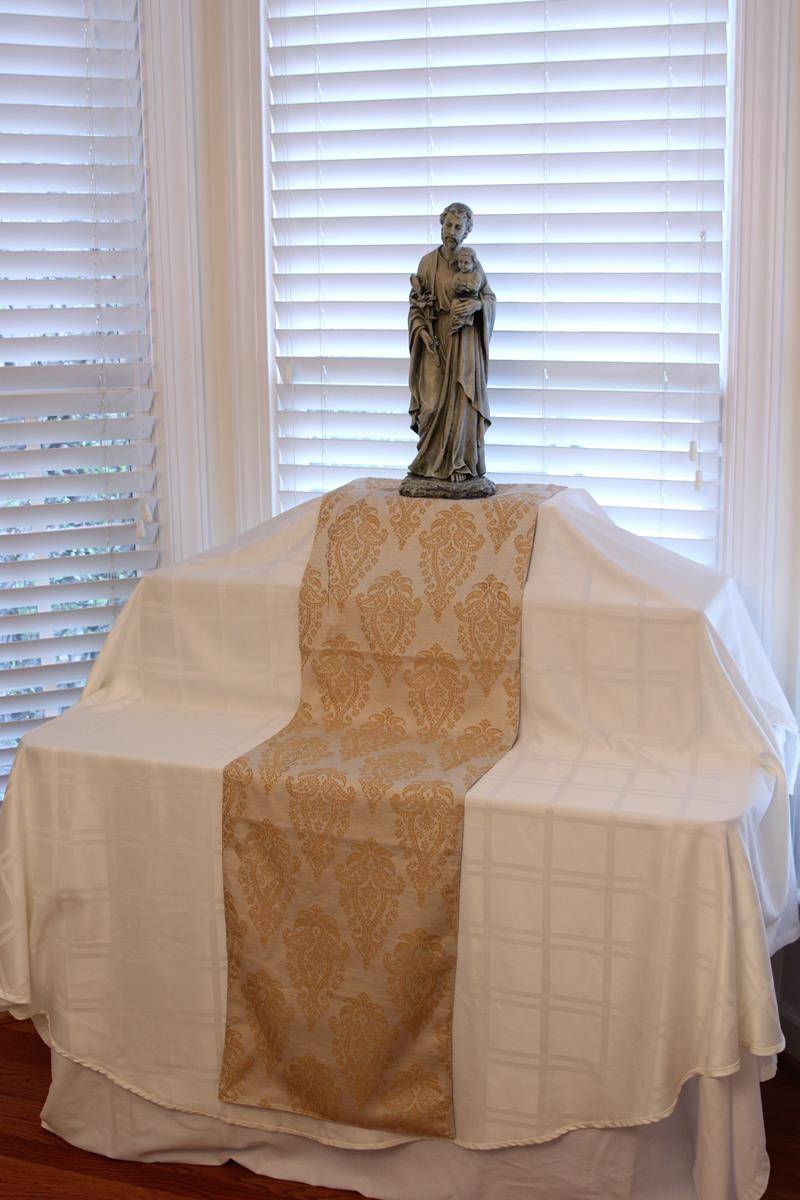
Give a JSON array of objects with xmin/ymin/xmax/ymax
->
[
  {"xmin": 408, "ymin": 260, "xmax": 431, "ymax": 344},
  {"xmin": 409, "ymin": 260, "xmax": 438, "ymax": 357}
]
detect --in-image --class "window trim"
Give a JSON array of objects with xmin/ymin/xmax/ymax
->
[
  {"xmin": 141, "ymin": 0, "xmax": 212, "ymax": 563},
  {"xmin": 720, "ymin": 0, "xmax": 795, "ymax": 649}
]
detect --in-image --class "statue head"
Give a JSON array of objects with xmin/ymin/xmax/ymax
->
[
  {"xmin": 439, "ymin": 202, "xmax": 473, "ymax": 251},
  {"xmin": 456, "ymin": 246, "xmax": 477, "ymax": 273}
]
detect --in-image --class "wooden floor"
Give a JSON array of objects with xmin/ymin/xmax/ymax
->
[{"xmin": 1, "ymin": 1012, "xmax": 799, "ymax": 1200}]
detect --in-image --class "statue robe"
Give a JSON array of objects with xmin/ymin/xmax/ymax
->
[{"xmin": 407, "ymin": 247, "xmax": 496, "ymax": 480}]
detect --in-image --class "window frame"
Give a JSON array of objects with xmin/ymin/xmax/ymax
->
[{"xmin": 142, "ymin": 0, "xmax": 798, "ymax": 653}]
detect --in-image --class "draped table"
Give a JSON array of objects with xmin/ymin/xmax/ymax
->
[{"xmin": 1, "ymin": 487, "xmax": 797, "ymax": 1200}]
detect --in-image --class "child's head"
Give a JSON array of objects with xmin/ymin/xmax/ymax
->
[{"xmin": 456, "ymin": 247, "xmax": 477, "ymax": 273}]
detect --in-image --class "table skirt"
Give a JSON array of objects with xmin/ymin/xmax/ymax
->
[{"xmin": 41, "ymin": 1044, "xmax": 773, "ymax": 1200}]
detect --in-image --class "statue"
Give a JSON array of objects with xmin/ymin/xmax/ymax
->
[{"xmin": 399, "ymin": 202, "xmax": 496, "ymax": 498}]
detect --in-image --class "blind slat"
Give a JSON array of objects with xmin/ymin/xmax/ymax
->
[
  {"xmin": 271, "ymin": 86, "xmax": 726, "ymax": 133},
  {"xmin": 275, "ymin": 271, "xmax": 722, "ymax": 302},
  {"xmin": 0, "ymin": 575, "xmax": 138, "ymax": 612},
  {"xmin": 278, "ymin": 410, "xmax": 719, "ymax": 451},
  {"xmin": 0, "ymin": 600, "xmax": 123, "ymax": 635},
  {"xmin": 0, "ymin": 413, "xmax": 153, "ymax": 446},
  {"xmin": 0, "ymin": 496, "xmax": 147, "ymax": 534},
  {"xmin": 0, "ymin": 685, "xmax": 84, "ymax": 720},
  {"xmin": 271, "ymin": 1, "xmax": 727, "ymax": 34},
  {"xmin": 275, "ymin": 300, "xmax": 721, "ymax": 334},
  {"xmin": 270, "ymin": 24, "xmax": 727, "ymax": 76},
  {"xmin": 0, "ymin": 545, "xmax": 157, "ymax": 585},
  {"xmin": 0, "ymin": 467, "xmax": 154, "ymax": 502},
  {"xmin": 0, "ymin": 387, "xmax": 153, "ymax": 419},
  {"xmin": 1, "ymin": 519, "xmax": 154, "ymax": 556},
  {"xmin": 278, "ymin": 383, "xmax": 720, "ymax": 422},
  {"xmin": 0, "ymin": 441, "xmax": 155, "ymax": 473},
  {"xmin": 271, "ymin": 54, "xmax": 727, "ymax": 105}
]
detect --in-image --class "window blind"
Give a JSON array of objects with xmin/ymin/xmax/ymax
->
[
  {"xmin": 267, "ymin": 0, "xmax": 727, "ymax": 565},
  {"xmin": 0, "ymin": 0, "xmax": 157, "ymax": 788}
]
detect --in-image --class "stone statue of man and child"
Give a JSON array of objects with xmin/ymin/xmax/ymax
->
[{"xmin": 400, "ymin": 201, "xmax": 497, "ymax": 498}]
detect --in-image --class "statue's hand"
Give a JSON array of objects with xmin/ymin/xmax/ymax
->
[
  {"xmin": 451, "ymin": 298, "xmax": 481, "ymax": 319},
  {"xmin": 421, "ymin": 330, "xmax": 436, "ymax": 355}
]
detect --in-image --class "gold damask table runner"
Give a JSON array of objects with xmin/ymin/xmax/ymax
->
[{"xmin": 220, "ymin": 478, "xmax": 561, "ymax": 1137}]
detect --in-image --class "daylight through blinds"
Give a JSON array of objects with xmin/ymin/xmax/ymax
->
[
  {"xmin": 267, "ymin": 0, "xmax": 727, "ymax": 565},
  {"xmin": 0, "ymin": 0, "xmax": 157, "ymax": 786}
]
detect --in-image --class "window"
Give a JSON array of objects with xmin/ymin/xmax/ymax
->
[
  {"xmin": 0, "ymin": 0, "xmax": 157, "ymax": 788},
  {"xmin": 267, "ymin": 0, "xmax": 726, "ymax": 566}
]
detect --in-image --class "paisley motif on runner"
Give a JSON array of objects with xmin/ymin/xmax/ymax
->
[
  {"xmin": 404, "ymin": 643, "xmax": 468, "ymax": 739},
  {"xmin": 356, "ymin": 570, "xmax": 421, "ymax": 685},
  {"xmin": 311, "ymin": 634, "xmax": 373, "ymax": 726},
  {"xmin": 222, "ymin": 756, "xmax": 253, "ymax": 849},
  {"xmin": 220, "ymin": 478, "xmax": 562, "ymax": 1138},
  {"xmin": 454, "ymin": 574, "xmax": 520, "ymax": 695},
  {"xmin": 298, "ymin": 566, "xmax": 326, "ymax": 666},
  {"xmin": 231, "ymin": 969, "xmax": 294, "ymax": 1086},
  {"xmin": 438, "ymin": 718, "xmax": 506, "ymax": 770},
  {"xmin": 286, "ymin": 767, "xmax": 356, "ymax": 882},
  {"xmin": 330, "ymin": 992, "xmax": 396, "ymax": 1109},
  {"xmin": 387, "ymin": 495, "xmax": 424, "ymax": 549},
  {"xmin": 283, "ymin": 905, "xmax": 350, "ymax": 1031},
  {"xmin": 419, "ymin": 506, "xmax": 484, "ymax": 620},
  {"xmin": 384, "ymin": 929, "xmax": 455, "ymax": 1036},
  {"xmin": 391, "ymin": 781, "xmax": 464, "ymax": 905},
  {"xmin": 381, "ymin": 1063, "xmax": 451, "ymax": 1137},
  {"xmin": 339, "ymin": 708, "xmax": 406, "ymax": 759},
  {"xmin": 358, "ymin": 749, "xmax": 430, "ymax": 814},
  {"xmin": 282, "ymin": 1054, "xmax": 343, "ymax": 1121},
  {"xmin": 485, "ymin": 496, "xmax": 530, "ymax": 552},
  {"xmin": 327, "ymin": 499, "xmax": 388, "ymax": 611},
  {"xmin": 234, "ymin": 818, "xmax": 299, "ymax": 947},
  {"xmin": 258, "ymin": 731, "xmax": 330, "ymax": 797},
  {"xmin": 335, "ymin": 837, "xmax": 406, "ymax": 967}
]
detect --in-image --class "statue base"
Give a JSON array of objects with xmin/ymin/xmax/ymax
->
[{"xmin": 399, "ymin": 474, "xmax": 497, "ymax": 499}]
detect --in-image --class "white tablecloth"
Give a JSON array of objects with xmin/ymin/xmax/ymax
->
[{"xmin": 0, "ymin": 489, "xmax": 797, "ymax": 1168}]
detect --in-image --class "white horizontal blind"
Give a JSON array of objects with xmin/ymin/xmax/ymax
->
[
  {"xmin": 0, "ymin": 0, "xmax": 157, "ymax": 787},
  {"xmin": 267, "ymin": 0, "xmax": 727, "ymax": 564}
]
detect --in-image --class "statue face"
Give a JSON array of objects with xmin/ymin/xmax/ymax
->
[
  {"xmin": 441, "ymin": 210, "xmax": 469, "ymax": 251},
  {"xmin": 457, "ymin": 249, "xmax": 475, "ymax": 272}
]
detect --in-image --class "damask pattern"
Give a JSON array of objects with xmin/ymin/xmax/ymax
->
[
  {"xmin": 386, "ymin": 494, "xmax": 424, "ymax": 549},
  {"xmin": 404, "ymin": 643, "xmax": 468, "ymax": 739},
  {"xmin": 335, "ymin": 838, "xmax": 405, "ymax": 967},
  {"xmin": 330, "ymin": 992, "xmax": 396, "ymax": 1109},
  {"xmin": 221, "ymin": 756, "xmax": 253, "ymax": 850},
  {"xmin": 282, "ymin": 1054, "xmax": 343, "ymax": 1120},
  {"xmin": 220, "ymin": 478, "xmax": 561, "ymax": 1137},
  {"xmin": 286, "ymin": 767, "xmax": 357, "ymax": 882},
  {"xmin": 455, "ymin": 575, "xmax": 520, "ymax": 695},
  {"xmin": 311, "ymin": 634, "xmax": 373, "ymax": 727},
  {"xmin": 419, "ymin": 506, "xmax": 484, "ymax": 620},
  {"xmin": 356, "ymin": 570, "xmax": 421, "ymax": 685},
  {"xmin": 484, "ymin": 495, "xmax": 530, "ymax": 552},
  {"xmin": 283, "ymin": 905, "xmax": 350, "ymax": 1030},
  {"xmin": 327, "ymin": 499, "xmax": 388, "ymax": 610},
  {"xmin": 358, "ymin": 749, "xmax": 429, "ymax": 814},
  {"xmin": 391, "ymin": 781, "xmax": 463, "ymax": 905},
  {"xmin": 384, "ymin": 929, "xmax": 454, "ymax": 1035},
  {"xmin": 298, "ymin": 566, "xmax": 325, "ymax": 666},
  {"xmin": 234, "ymin": 818, "xmax": 299, "ymax": 947}
]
